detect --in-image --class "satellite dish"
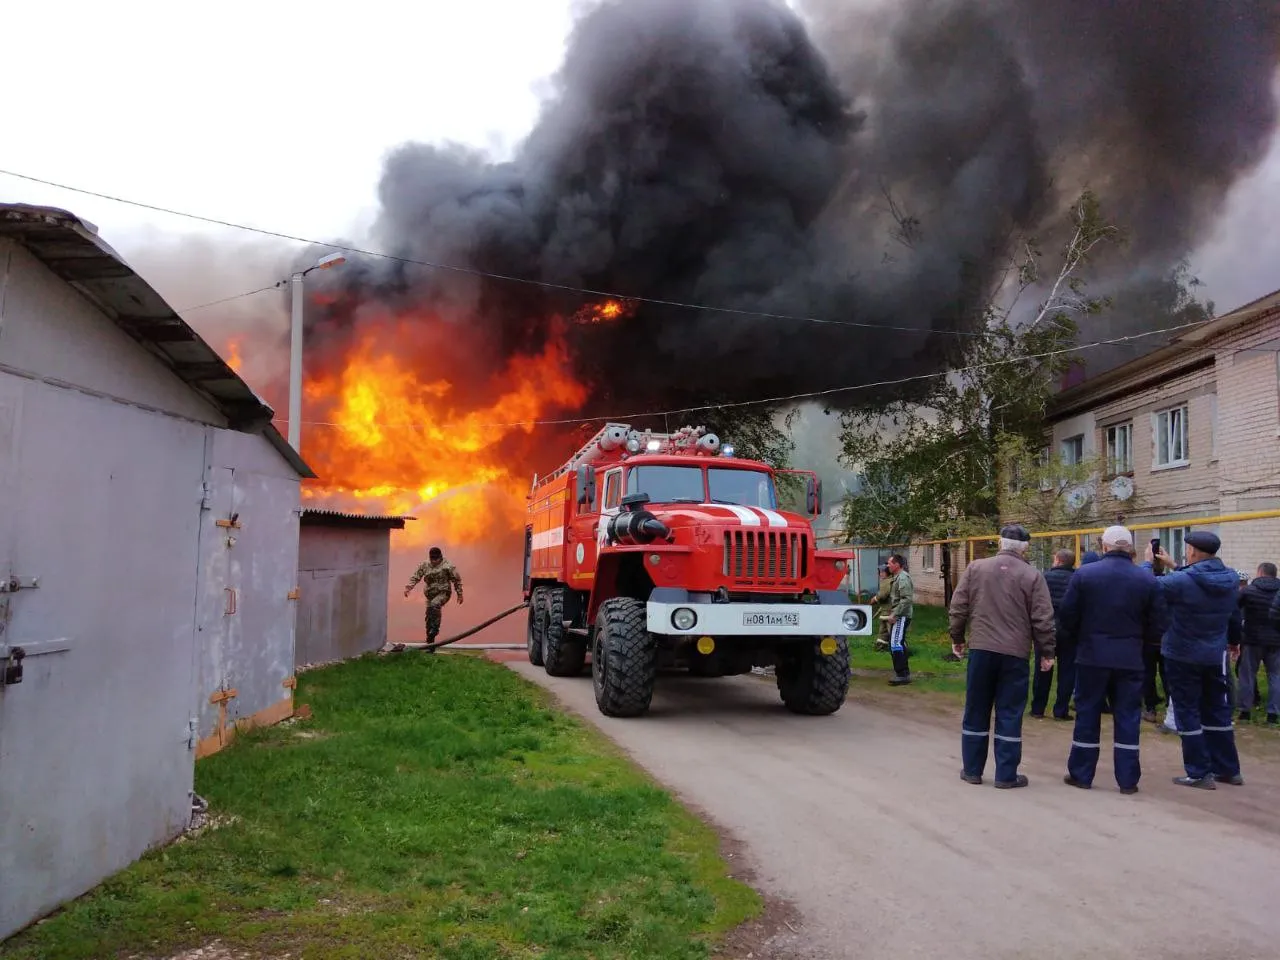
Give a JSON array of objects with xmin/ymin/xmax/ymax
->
[
  {"xmin": 1110, "ymin": 475, "xmax": 1135, "ymax": 501},
  {"xmin": 1066, "ymin": 486, "xmax": 1091, "ymax": 512}
]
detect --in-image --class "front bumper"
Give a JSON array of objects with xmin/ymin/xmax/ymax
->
[{"xmin": 646, "ymin": 594, "xmax": 873, "ymax": 637}]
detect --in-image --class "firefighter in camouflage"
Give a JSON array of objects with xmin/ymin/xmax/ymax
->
[{"xmin": 404, "ymin": 547, "xmax": 464, "ymax": 648}]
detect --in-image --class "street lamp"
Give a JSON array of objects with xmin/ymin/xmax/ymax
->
[{"xmin": 288, "ymin": 252, "xmax": 346, "ymax": 451}]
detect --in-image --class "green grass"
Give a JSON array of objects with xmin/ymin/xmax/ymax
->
[
  {"xmin": 850, "ymin": 604, "xmax": 970, "ymax": 695},
  {"xmin": 0, "ymin": 655, "xmax": 759, "ymax": 960}
]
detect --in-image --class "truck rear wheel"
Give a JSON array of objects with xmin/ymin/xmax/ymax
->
[
  {"xmin": 526, "ymin": 588, "xmax": 546, "ymax": 666},
  {"xmin": 592, "ymin": 597, "xmax": 657, "ymax": 717},
  {"xmin": 777, "ymin": 637, "xmax": 850, "ymax": 715},
  {"xmin": 542, "ymin": 587, "xmax": 586, "ymax": 676}
]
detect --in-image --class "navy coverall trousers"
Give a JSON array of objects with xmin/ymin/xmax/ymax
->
[
  {"xmin": 1031, "ymin": 639, "xmax": 1076, "ymax": 718},
  {"xmin": 1165, "ymin": 656, "xmax": 1241, "ymax": 781},
  {"xmin": 962, "ymin": 649, "xmax": 1030, "ymax": 783},
  {"xmin": 1067, "ymin": 665, "xmax": 1143, "ymax": 789}
]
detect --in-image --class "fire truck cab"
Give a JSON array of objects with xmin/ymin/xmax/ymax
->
[{"xmin": 523, "ymin": 423, "xmax": 871, "ymax": 717}]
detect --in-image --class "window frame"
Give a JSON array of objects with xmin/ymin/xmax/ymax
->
[
  {"xmin": 1104, "ymin": 421, "xmax": 1134, "ymax": 477},
  {"xmin": 1152, "ymin": 404, "xmax": 1190, "ymax": 470},
  {"xmin": 922, "ymin": 543, "xmax": 936, "ymax": 572},
  {"xmin": 602, "ymin": 469, "xmax": 623, "ymax": 510},
  {"xmin": 1060, "ymin": 434, "xmax": 1085, "ymax": 466},
  {"xmin": 1158, "ymin": 526, "xmax": 1192, "ymax": 567}
]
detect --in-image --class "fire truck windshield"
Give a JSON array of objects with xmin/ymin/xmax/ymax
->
[
  {"xmin": 708, "ymin": 468, "xmax": 778, "ymax": 508},
  {"xmin": 625, "ymin": 465, "xmax": 778, "ymax": 508}
]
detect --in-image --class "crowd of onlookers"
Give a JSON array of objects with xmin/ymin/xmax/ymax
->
[{"xmin": 865, "ymin": 525, "xmax": 1276, "ymax": 792}]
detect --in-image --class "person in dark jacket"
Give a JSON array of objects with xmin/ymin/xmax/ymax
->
[
  {"xmin": 1058, "ymin": 526, "xmax": 1164, "ymax": 793},
  {"xmin": 1241, "ymin": 563, "xmax": 1280, "ymax": 724},
  {"xmin": 1080, "ymin": 551, "xmax": 1101, "ymax": 565},
  {"xmin": 1145, "ymin": 531, "xmax": 1244, "ymax": 789},
  {"xmin": 1031, "ymin": 549, "xmax": 1076, "ymax": 720}
]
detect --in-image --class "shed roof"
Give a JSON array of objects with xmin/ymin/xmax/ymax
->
[
  {"xmin": 300, "ymin": 508, "xmax": 415, "ymax": 530},
  {"xmin": 0, "ymin": 203, "xmax": 316, "ymax": 478}
]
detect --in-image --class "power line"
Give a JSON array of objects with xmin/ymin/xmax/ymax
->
[
  {"xmin": 178, "ymin": 281, "xmax": 285, "ymax": 314},
  {"xmin": 1, "ymin": 167, "xmax": 989, "ymax": 337},
  {"xmin": 273, "ymin": 314, "xmax": 1212, "ymax": 431}
]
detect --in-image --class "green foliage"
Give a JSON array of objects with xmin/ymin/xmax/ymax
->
[
  {"xmin": 0, "ymin": 655, "xmax": 758, "ymax": 960},
  {"xmin": 838, "ymin": 190, "xmax": 1123, "ymax": 543},
  {"xmin": 707, "ymin": 408, "xmax": 795, "ymax": 467}
]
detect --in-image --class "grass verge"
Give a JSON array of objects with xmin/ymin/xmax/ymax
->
[{"xmin": 0, "ymin": 654, "xmax": 759, "ymax": 960}]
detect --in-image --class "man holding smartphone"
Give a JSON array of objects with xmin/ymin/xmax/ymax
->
[{"xmin": 1144, "ymin": 531, "xmax": 1243, "ymax": 789}]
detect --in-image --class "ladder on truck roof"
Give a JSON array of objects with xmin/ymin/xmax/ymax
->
[{"xmin": 541, "ymin": 422, "xmax": 632, "ymax": 484}]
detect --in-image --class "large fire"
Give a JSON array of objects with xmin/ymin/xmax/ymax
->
[{"xmin": 296, "ymin": 313, "xmax": 589, "ymax": 545}]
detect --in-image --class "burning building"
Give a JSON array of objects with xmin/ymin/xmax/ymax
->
[{"xmin": 170, "ymin": 0, "xmax": 1279, "ymax": 636}]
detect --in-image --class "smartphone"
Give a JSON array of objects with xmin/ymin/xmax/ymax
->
[{"xmin": 1151, "ymin": 538, "xmax": 1163, "ymax": 573}]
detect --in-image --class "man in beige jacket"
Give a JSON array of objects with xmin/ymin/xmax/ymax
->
[{"xmin": 950, "ymin": 524, "xmax": 1056, "ymax": 788}]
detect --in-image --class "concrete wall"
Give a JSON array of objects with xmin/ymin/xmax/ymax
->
[
  {"xmin": 193, "ymin": 430, "xmax": 301, "ymax": 757},
  {"xmin": 0, "ymin": 238, "xmax": 300, "ymax": 939},
  {"xmin": 295, "ymin": 526, "xmax": 391, "ymax": 665}
]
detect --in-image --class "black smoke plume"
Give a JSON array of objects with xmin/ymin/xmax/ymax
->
[{"xmin": 309, "ymin": 0, "xmax": 1280, "ymax": 417}]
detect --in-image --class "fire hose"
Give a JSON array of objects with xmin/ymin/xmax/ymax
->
[{"xmin": 385, "ymin": 600, "xmax": 530, "ymax": 654}]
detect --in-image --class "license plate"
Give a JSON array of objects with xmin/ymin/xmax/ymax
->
[{"xmin": 742, "ymin": 611, "xmax": 799, "ymax": 628}]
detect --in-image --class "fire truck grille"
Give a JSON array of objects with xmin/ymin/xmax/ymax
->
[{"xmin": 723, "ymin": 530, "xmax": 808, "ymax": 585}]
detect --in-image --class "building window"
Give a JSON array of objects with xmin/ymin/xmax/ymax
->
[
  {"xmin": 1209, "ymin": 394, "xmax": 1218, "ymax": 460},
  {"xmin": 1061, "ymin": 435, "xmax": 1084, "ymax": 465},
  {"xmin": 1105, "ymin": 422, "xmax": 1133, "ymax": 475},
  {"xmin": 1153, "ymin": 405, "xmax": 1189, "ymax": 468},
  {"xmin": 922, "ymin": 544, "xmax": 936, "ymax": 571},
  {"xmin": 1157, "ymin": 527, "xmax": 1193, "ymax": 567}
]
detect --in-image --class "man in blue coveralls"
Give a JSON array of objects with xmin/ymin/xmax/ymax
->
[
  {"xmin": 1145, "ymin": 530, "xmax": 1244, "ymax": 789},
  {"xmin": 1058, "ymin": 526, "xmax": 1164, "ymax": 794}
]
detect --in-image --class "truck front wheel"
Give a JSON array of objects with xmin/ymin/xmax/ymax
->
[
  {"xmin": 527, "ymin": 588, "xmax": 546, "ymax": 666},
  {"xmin": 777, "ymin": 637, "xmax": 850, "ymax": 715},
  {"xmin": 592, "ymin": 597, "xmax": 658, "ymax": 717},
  {"xmin": 542, "ymin": 586, "xmax": 586, "ymax": 676}
]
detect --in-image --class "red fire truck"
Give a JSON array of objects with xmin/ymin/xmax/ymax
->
[{"xmin": 522, "ymin": 423, "xmax": 871, "ymax": 717}]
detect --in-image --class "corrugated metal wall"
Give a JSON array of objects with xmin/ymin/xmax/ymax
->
[
  {"xmin": 0, "ymin": 239, "xmax": 301, "ymax": 939},
  {"xmin": 295, "ymin": 526, "xmax": 391, "ymax": 665}
]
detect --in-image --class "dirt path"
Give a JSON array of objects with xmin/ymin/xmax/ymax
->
[{"xmin": 506, "ymin": 661, "xmax": 1279, "ymax": 960}]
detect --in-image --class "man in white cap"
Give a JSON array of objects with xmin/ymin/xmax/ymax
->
[{"xmin": 1057, "ymin": 526, "xmax": 1164, "ymax": 793}]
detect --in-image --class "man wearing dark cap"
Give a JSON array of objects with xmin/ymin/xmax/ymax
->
[
  {"xmin": 950, "ymin": 524, "xmax": 1057, "ymax": 788},
  {"xmin": 1145, "ymin": 531, "xmax": 1243, "ymax": 789}
]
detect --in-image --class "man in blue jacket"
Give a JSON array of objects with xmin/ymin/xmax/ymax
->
[
  {"xmin": 1058, "ymin": 526, "xmax": 1163, "ymax": 793},
  {"xmin": 1145, "ymin": 531, "xmax": 1244, "ymax": 789}
]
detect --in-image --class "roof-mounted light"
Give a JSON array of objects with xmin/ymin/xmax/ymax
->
[
  {"xmin": 645, "ymin": 439, "xmax": 661, "ymax": 452},
  {"xmin": 721, "ymin": 444, "xmax": 736, "ymax": 457}
]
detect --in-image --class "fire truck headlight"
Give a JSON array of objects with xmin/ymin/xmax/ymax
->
[
  {"xmin": 671, "ymin": 607, "xmax": 698, "ymax": 631},
  {"xmin": 842, "ymin": 608, "xmax": 867, "ymax": 632},
  {"xmin": 626, "ymin": 437, "xmax": 642, "ymax": 453},
  {"xmin": 721, "ymin": 444, "xmax": 735, "ymax": 457},
  {"xmin": 646, "ymin": 439, "xmax": 661, "ymax": 452}
]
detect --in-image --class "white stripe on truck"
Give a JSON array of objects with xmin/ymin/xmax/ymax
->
[{"xmin": 532, "ymin": 527, "xmax": 565, "ymax": 550}]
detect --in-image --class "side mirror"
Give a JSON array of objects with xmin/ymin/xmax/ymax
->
[
  {"xmin": 805, "ymin": 476, "xmax": 822, "ymax": 517},
  {"xmin": 575, "ymin": 465, "xmax": 597, "ymax": 507}
]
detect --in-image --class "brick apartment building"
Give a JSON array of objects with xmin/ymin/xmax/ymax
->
[
  {"xmin": 1037, "ymin": 286, "xmax": 1280, "ymax": 573},
  {"xmin": 851, "ymin": 287, "xmax": 1280, "ymax": 607}
]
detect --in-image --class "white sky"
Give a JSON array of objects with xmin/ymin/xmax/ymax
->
[
  {"xmin": 1, "ymin": 0, "xmax": 574, "ymax": 245},
  {"xmin": 2, "ymin": 0, "xmax": 1276, "ymax": 312}
]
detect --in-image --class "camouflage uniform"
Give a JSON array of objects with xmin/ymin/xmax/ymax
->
[{"xmin": 406, "ymin": 558, "xmax": 464, "ymax": 643}]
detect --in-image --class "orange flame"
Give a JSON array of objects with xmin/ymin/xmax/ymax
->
[
  {"xmin": 225, "ymin": 338, "xmax": 244, "ymax": 373},
  {"xmin": 574, "ymin": 298, "xmax": 634, "ymax": 324},
  {"xmin": 300, "ymin": 317, "xmax": 588, "ymax": 545}
]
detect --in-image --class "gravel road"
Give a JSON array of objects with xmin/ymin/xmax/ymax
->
[{"xmin": 505, "ymin": 661, "xmax": 1279, "ymax": 960}]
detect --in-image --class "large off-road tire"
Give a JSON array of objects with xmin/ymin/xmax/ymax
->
[
  {"xmin": 542, "ymin": 586, "xmax": 586, "ymax": 676},
  {"xmin": 592, "ymin": 597, "xmax": 658, "ymax": 717},
  {"xmin": 526, "ymin": 588, "xmax": 546, "ymax": 666},
  {"xmin": 777, "ymin": 636, "xmax": 850, "ymax": 715}
]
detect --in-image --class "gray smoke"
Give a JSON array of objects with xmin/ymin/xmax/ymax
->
[{"xmin": 310, "ymin": 0, "xmax": 1280, "ymax": 413}]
